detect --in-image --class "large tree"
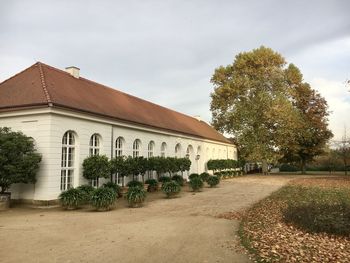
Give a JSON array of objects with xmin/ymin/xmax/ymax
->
[
  {"xmin": 281, "ymin": 64, "xmax": 333, "ymax": 173},
  {"xmin": 210, "ymin": 46, "xmax": 332, "ymax": 173},
  {"xmin": 210, "ymin": 46, "xmax": 300, "ymax": 173}
]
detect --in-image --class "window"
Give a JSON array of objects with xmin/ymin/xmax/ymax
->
[
  {"xmin": 175, "ymin": 143, "xmax": 181, "ymax": 158},
  {"xmin": 186, "ymin": 145, "xmax": 193, "ymax": 159},
  {"xmin": 89, "ymin": 134, "xmax": 101, "ymax": 187},
  {"xmin": 89, "ymin": 134, "xmax": 100, "ymax": 156},
  {"xmin": 133, "ymin": 139, "xmax": 141, "ymax": 158},
  {"xmin": 115, "ymin": 137, "xmax": 124, "ymax": 157},
  {"xmin": 148, "ymin": 141, "xmax": 155, "ymax": 158},
  {"xmin": 161, "ymin": 142, "xmax": 167, "ymax": 157},
  {"xmin": 61, "ymin": 131, "xmax": 75, "ymax": 191}
]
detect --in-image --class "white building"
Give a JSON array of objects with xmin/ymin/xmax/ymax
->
[{"xmin": 0, "ymin": 62, "xmax": 236, "ymax": 203}]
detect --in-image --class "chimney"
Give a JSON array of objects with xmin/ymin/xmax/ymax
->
[
  {"xmin": 65, "ymin": 66, "xmax": 80, "ymax": 78},
  {"xmin": 193, "ymin": 115, "xmax": 201, "ymax": 121}
]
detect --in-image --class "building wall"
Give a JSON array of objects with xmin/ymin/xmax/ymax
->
[{"xmin": 0, "ymin": 108, "xmax": 237, "ymax": 201}]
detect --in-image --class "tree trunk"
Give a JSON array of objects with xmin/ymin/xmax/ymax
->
[
  {"xmin": 301, "ymin": 159, "xmax": 306, "ymax": 174},
  {"xmin": 262, "ymin": 160, "xmax": 268, "ymax": 175}
]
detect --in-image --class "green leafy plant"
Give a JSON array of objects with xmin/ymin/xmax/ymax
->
[
  {"xmin": 162, "ymin": 181, "xmax": 181, "ymax": 198},
  {"xmin": 199, "ymin": 172, "xmax": 210, "ymax": 182},
  {"xmin": 76, "ymin": 184, "xmax": 95, "ymax": 204},
  {"xmin": 145, "ymin": 178, "xmax": 158, "ymax": 192},
  {"xmin": 103, "ymin": 182, "xmax": 122, "ymax": 198},
  {"xmin": 171, "ymin": 175, "xmax": 184, "ymax": 186},
  {"xmin": 189, "ymin": 177, "xmax": 203, "ymax": 192},
  {"xmin": 0, "ymin": 127, "xmax": 42, "ymax": 194},
  {"xmin": 82, "ymin": 155, "xmax": 111, "ymax": 187},
  {"xmin": 189, "ymin": 173, "xmax": 200, "ymax": 180},
  {"xmin": 207, "ymin": 176, "xmax": 220, "ymax": 187},
  {"xmin": 90, "ymin": 187, "xmax": 117, "ymax": 211},
  {"xmin": 126, "ymin": 180, "xmax": 143, "ymax": 188},
  {"xmin": 159, "ymin": 176, "xmax": 171, "ymax": 183},
  {"xmin": 59, "ymin": 188, "xmax": 85, "ymax": 209},
  {"xmin": 126, "ymin": 186, "xmax": 146, "ymax": 207}
]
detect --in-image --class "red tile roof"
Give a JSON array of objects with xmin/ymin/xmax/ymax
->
[{"xmin": 0, "ymin": 62, "xmax": 231, "ymax": 144}]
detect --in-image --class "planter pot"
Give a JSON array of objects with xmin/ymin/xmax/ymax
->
[
  {"xmin": 144, "ymin": 184, "xmax": 149, "ymax": 191},
  {"xmin": 121, "ymin": 187, "xmax": 128, "ymax": 195},
  {"xmin": 0, "ymin": 192, "xmax": 11, "ymax": 211}
]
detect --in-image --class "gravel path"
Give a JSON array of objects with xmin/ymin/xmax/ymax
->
[{"xmin": 0, "ymin": 175, "xmax": 296, "ymax": 263}]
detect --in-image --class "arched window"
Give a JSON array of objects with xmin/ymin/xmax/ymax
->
[
  {"xmin": 175, "ymin": 143, "xmax": 181, "ymax": 158},
  {"xmin": 161, "ymin": 142, "xmax": 167, "ymax": 157},
  {"xmin": 186, "ymin": 145, "xmax": 193, "ymax": 159},
  {"xmin": 61, "ymin": 131, "xmax": 75, "ymax": 191},
  {"xmin": 133, "ymin": 139, "xmax": 141, "ymax": 158},
  {"xmin": 148, "ymin": 141, "xmax": 155, "ymax": 158},
  {"xmin": 196, "ymin": 146, "xmax": 201, "ymax": 160},
  {"xmin": 115, "ymin": 137, "xmax": 124, "ymax": 157},
  {"xmin": 89, "ymin": 134, "xmax": 100, "ymax": 156}
]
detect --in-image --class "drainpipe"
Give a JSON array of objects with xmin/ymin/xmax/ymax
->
[{"xmin": 110, "ymin": 125, "xmax": 114, "ymax": 182}]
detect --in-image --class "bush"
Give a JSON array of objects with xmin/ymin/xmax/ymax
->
[
  {"xmin": 279, "ymin": 163, "xmax": 299, "ymax": 172},
  {"xmin": 126, "ymin": 187, "xmax": 146, "ymax": 207},
  {"xmin": 207, "ymin": 176, "xmax": 220, "ymax": 187},
  {"xmin": 171, "ymin": 175, "xmax": 184, "ymax": 186},
  {"xmin": 90, "ymin": 187, "xmax": 117, "ymax": 211},
  {"xmin": 59, "ymin": 188, "xmax": 85, "ymax": 209},
  {"xmin": 103, "ymin": 182, "xmax": 122, "ymax": 198},
  {"xmin": 189, "ymin": 173, "xmax": 200, "ymax": 180},
  {"xmin": 189, "ymin": 177, "xmax": 203, "ymax": 192},
  {"xmin": 127, "ymin": 180, "xmax": 143, "ymax": 188},
  {"xmin": 159, "ymin": 176, "xmax": 171, "ymax": 183},
  {"xmin": 145, "ymin": 179, "xmax": 158, "ymax": 192},
  {"xmin": 162, "ymin": 181, "xmax": 181, "ymax": 198},
  {"xmin": 76, "ymin": 184, "xmax": 95, "ymax": 204},
  {"xmin": 200, "ymin": 172, "xmax": 210, "ymax": 182}
]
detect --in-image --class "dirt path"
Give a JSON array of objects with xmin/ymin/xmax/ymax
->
[{"xmin": 0, "ymin": 175, "xmax": 297, "ymax": 263}]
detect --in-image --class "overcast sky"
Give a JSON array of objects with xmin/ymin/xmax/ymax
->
[{"xmin": 1, "ymin": 0, "xmax": 349, "ymax": 140}]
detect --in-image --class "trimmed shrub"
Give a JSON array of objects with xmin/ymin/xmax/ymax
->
[
  {"xmin": 127, "ymin": 180, "xmax": 143, "ymax": 188},
  {"xmin": 189, "ymin": 177, "xmax": 203, "ymax": 192},
  {"xmin": 189, "ymin": 173, "xmax": 200, "ymax": 180},
  {"xmin": 145, "ymin": 178, "xmax": 158, "ymax": 192},
  {"xmin": 159, "ymin": 176, "xmax": 171, "ymax": 183},
  {"xmin": 207, "ymin": 176, "xmax": 220, "ymax": 187},
  {"xmin": 126, "ymin": 186, "xmax": 146, "ymax": 207},
  {"xmin": 59, "ymin": 188, "xmax": 85, "ymax": 209},
  {"xmin": 90, "ymin": 187, "xmax": 117, "ymax": 211},
  {"xmin": 162, "ymin": 181, "xmax": 181, "ymax": 198},
  {"xmin": 200, "ymin": 172, "xmax": 210, "ymax": 182},
  {"xmin": 103, "ymin": 182, "xmax": 122, "ymax": 198},
  {"xmin": 171, "ymin": 175, "xmax": 184, "ymax": 186},
  {"xmin": 76, "ymin": 184, "xmax": 95, "ymax": 204}
]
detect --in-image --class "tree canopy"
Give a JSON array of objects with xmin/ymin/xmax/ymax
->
[
  {"xmin": 0, "ymin": 127, "xmax": 42, "ymax": 193},
  {"xmin": 210, "ymin": 46, "xmax": 332, "ymax": 173}
]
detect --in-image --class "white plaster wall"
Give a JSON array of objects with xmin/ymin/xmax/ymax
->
[{"xmin": 1, "ymin": 109, "xmax": 237, "ymax": 201}]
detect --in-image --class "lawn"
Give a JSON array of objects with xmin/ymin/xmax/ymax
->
[{"xmin": 239, "ymin": 176, "xmax": 350, "ymax": 262}]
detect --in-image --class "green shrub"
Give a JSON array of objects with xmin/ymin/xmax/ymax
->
[
  {"xmin": 199, "ymin": 172, "xmax": 210, "ymax": 182},
  {"xmin": 189, "ymin": 177, "xmax": 203, "ymax": 192},
  {"xmin": 207, "ymin": 176, "xmax": 220, "ymax": 187},
  {"xmin": 127, "ymin": 180, "xmax": 143, "ymax": 188},
  {"xmin": 76, "ymin": 184, "xmax": 95, "ymax": 204},
  {"xmin": 90, "ymin": 187, "xmax": 117, "ymax": 211},
  {"xmin": 59, "ymin": 188, "xmax": 85, "ymax": 209},
  {"xmin": 171, "ymin": 175, "xmax": 184, "ymax": 186},
  {"xmin": 189, "ymin": 173, "xmax": 200, "ymax": 180},
  {"xmin": 126, "ymin": 186, "xmax": 147, "ymax": 207},
  {"xmin": 103, "ymin": 182, "xmax": 122, "ymax": 197},
  {"xmin": 159, "ymin": 176, "xmax": 171, "ymax": 183},
  {"xmin": 145, "ymin": 178, "xmax": 158, "ymax": 192},
  {"xmin": 162, "ymin": 181, "xmax": 181, "ymax": 198}
]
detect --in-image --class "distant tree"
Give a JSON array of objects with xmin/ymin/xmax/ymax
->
[
  {"xmin": 82, "ymin": 155, "xmax": 111, "ymax": 186},
  {"xmin": 0, "ymin": 127, "xmax": 42, "ymax": 193},
  {"xmin": 280, "ymin": 64, "xmax": 333, "ymax": 173},
  {"xmin": 210, "ymin": 46, "xmax": 300, "ymax": 174}
]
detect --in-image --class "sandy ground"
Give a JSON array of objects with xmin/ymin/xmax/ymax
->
[{"xmin": 0, "ymin": 175, "xmax": 297, "ymax": 263}]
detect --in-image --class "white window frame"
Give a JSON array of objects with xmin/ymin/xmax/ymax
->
[
  {"xmin": 61, "ymin": 131, "xmax": 75, "ymax": 191},
  {"xmin": 89, "ymin": 134, "xmax": 100, "ymax": 156},
  {"xmin": 175, "ymin": 143, "xmax": 181, "ymax": 158},
  {"xmin": 161, "ymin": 142, "xmax": 167, "ymax": 157},
  {"xmin": 148, "ymin": 141, "xmax": 154, "ymax": 158},
  {"xmin": 133, "ymin": 139, "xmax": 141, "ymax": 158},
  {"xmin": 115, "ymin": 137, "xmax": 124, "ymax": 157}
]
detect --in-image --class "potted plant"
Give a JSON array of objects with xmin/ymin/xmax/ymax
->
[
  {"xmin": 126, "ymin": 186, "xmax": 146, "ymax": 207},
  {"xmin": 145, "ymin": 179, "xmax": 158, "ymax": 192},
  {"xmin": 90, "ymin": 187, "xmax": 117, "ymax": 211},
  {"xmin": 59, "ymin": 188, "xmax": 85, "ymax": 210},
  {"xmin": 0, "ymin": 127, "xmax": 42, "ymax": 210},
  {"xmin": 162, "ymin": 181, "xmax": 181, "ymax": 198},
  {"xmin": 76, "ymin": 184, "xmax": 95, "ymax": 204},
  {"xmin": 102, "ymin": 182, "xmax": 122, "ymax": 198},
  {"xmin": 207, "ymin": 176, "xmax": 220, "ymax": 187},
  {"xmin": 189, "ymin": 177, "xmax": 204, "ymax": 192}
]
